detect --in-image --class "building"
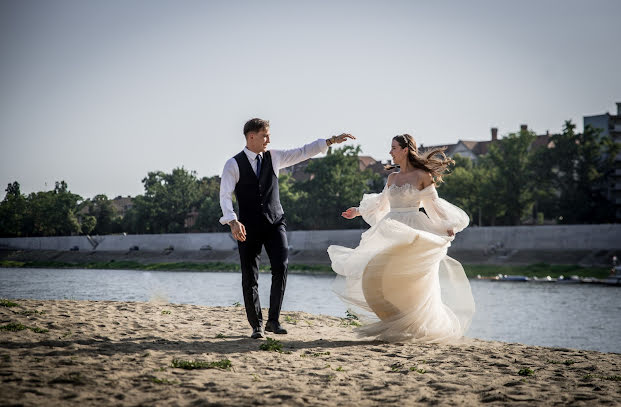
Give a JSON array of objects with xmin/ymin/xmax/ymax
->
[
  {"xmin": 583, "ymin": 102, "xmax": 621, "ymax": 219},
  {"xmin": 110, "ymin": 196, "xmax": 133, "ymax": 218},
  {"xmin": 421, "ymin": 125, "xmax": 553, "ymax": 162}
]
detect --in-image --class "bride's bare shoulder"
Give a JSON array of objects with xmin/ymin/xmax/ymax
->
[{"xmin": 386, "ymin": 172, "xmax": 398, "ymax": 186}]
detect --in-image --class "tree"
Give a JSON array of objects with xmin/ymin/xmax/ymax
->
[
  {"xmin": 537, "ymin": 121, "xmax": 620, "ymax": 223},
  {"xmin": 195, "ymin": 175, "xmax": 227, "ymax": 232},
  {"xmin": 80, "ymin": 194, "xmax": 120, "ymax": 235},
  {"xmin": 22, "ymin": 181, "xmax": 83, "ymax": 236},
  {"xmin": 294, "ymin": 145, "xmax": 380, "ymax": 229},
  {"xmin": 0, "ymin": 182, "xmax": 27, "ymax": 237},
  {"xmin": 485, "ymin": 128, "xmax": 537, "ymax": 225},
  {"xmin": 126, "ymin": 167, "xmax": 202, "ymax": 234}
]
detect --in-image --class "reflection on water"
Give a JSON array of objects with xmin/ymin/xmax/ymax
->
[{"xmin": 0, "ymin": 268, "xmax": 619, "ymax": 353}]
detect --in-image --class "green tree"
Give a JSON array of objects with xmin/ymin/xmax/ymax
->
[
  {"xmin": 195, "ymin": 175, "xmax": 227, "ymax": 232},
  {"xmin": 127, "ymin": 167, "xmax": 202, "ymax": 234},
  {"xmin": 485, "ymin": 128, "xmax": 537, "ymax": 225},
  {"xmin": 23, "ymin": 181, "xmax": 83, "ymax": 236},
  {"xmin": 295, "ymin": 145, "xmax": 380, "ymax": 229},
  {"xmin": 277, "ymin": 173, "xmax": 307, "ymax": 230},
  {"xmin": 80, "ymin": 194, "xmax": 120, "ymax": 235},
  {"xmin": 0, "ymin": 182, "xmax": 27, "ymax": 237},
  {"xmin": 537, "ymin": 121, "xmax": 620, "ymax": 223}
]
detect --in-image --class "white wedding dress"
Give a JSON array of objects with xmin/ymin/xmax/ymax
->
[{"xmin": 327, "ymin": 182, "xmax": 475, "ymax": 343}]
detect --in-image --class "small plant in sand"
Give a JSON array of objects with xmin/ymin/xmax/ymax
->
[
  {"xmin": 0, "ymin": 322, "xmax": 47, "ymax": 333},
  {"xmin": 18, "ymin": 309, "xmax": 46, "ymax": 315},
  {"xmin": 215, "ymin": 333, "xmax": 226, "ymax": 338},
  {"xmin": 29, "ymin": 326, "xmax": 48, "ymax": 333},
  {"xmin": 410, "ymin": 367, "xmax": 426, "ymax": 374},
  {"xmin": 341, "ymin": 311, "xmax": 361, "ymax": 327},
  {"xmin": 161, "ymin": 310, "xmax": 171, "ymax": 315},
  {"xmin": 518, "ymin": 368, "xmax": 535, "ymax": 376},
  {"xmin": 251, "ymin": 374, "xmax": 261, "ymax": 382},
  {"xmin": 0, "ymin": 322, "xmax": 28, "ymax": 332},
  {"xmin": 563, "ymin": 359, "xmax": 576, "ymax": 366},
  {"xmin": 0, "ymin": 299, "xmax": 18, "ymax": 307},
  {"xmin": 232, "ymin": 301, "xmax": 242, "ymax": 307},
  {"xmin": 390, "ymin": 362, "xmax": 404, "ymax": 372},
  {"xmin": 151, "ymin": 377, "xmax": 178, "ymax": 385},
  {"xmin": 259, "ymin": 337, "xmax": 283, "ymax": 352},
  {"xmin": 284, "ymin": 315, "xmax": 297, "ymax": 325},
  {"xmin": 334, "ymin": 366, "xmax": 345, "ymax": 372},
  {"xmin": 171, "ymin": 358, "xmax": 232, "ymax": 370},
  {"xmin": 583, "ymin": 374, "xmax": 621, "ymax": 382},
  {"xmin": 300, "ymin": 351, "xmax": 330, "ymax": 358}
]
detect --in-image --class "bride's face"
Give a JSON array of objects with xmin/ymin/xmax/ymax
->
[{"xmin": 389, "ymin": 139, "xmax": 408, "ymax": 163}]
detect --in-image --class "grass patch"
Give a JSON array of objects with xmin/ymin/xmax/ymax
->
[
  {"xmin": 232, "ymin": 301, "xmax": 241, "ymax": 307},
  {"xmin": 518, "ymin": 368, "xmax": 535, "ymax": 376},
  {"xmin": 0, "ymin": 299, "xmax": 18, "ymax": 307},
  {"xmin": 464, "ymin": 263, "xmax": 610, "ymax": 279},
  {"xmin": 49, "ymin": 372, "xmax": 87, "ymax": 385},
  {"xmin": 161, "ymin": 310, "xmax": 171, "ymax": 315},
  {"xmin": 29, "ymin": 326, "xmax": 48, "ymax": 333},
  {"xmin": 151, "ymin": 377, "xmax": 178, "ymax": 385},
  {"xmin": 583, "ymin": 374, "xmax": 621, "ymax": 382},
  {"xmin": 259, "ymin": 337, "xmax": 283, "ymax": 352},
  {"xmin": 284, "ymin": 315, "xmax": 297, "ymax": 325},
  {"xmin": 0, "ymin": 322, "xmax": 28, "ymax": 332},
  {"xmin": 300, "ymin": 351, "xmax": 330, "ymax": 358},
  {"xmin": 410, "ymin": 367, "xmax": 426, "ymax": 374},
  {"xmin": 18, "ymin": 309, "xmax": 46, "ymax": 315},
  {"xmin": 171, "ymin": 358, "xmax": 232, "ymax": 370}
]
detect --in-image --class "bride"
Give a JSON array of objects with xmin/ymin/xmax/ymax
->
[{"xmin": 328, "ymin": 134, "xmax": 475, "ymax": 343}]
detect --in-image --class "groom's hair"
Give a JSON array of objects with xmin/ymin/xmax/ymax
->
[{"xmin": 243, "ymin": 118, "xmax": 270, "ymax": 137}]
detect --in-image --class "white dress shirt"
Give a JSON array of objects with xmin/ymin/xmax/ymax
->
[{"xmin": 219, "ymin": 138, "xmax": 329, "ymax": 225}]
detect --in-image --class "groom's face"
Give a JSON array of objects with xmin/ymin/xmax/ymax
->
[{"xmin": 247, "ymin": 127, "xmax": 270, "ymax": 153}]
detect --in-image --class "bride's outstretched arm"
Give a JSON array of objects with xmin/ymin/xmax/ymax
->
[
  {"xmin": 353, "ymin": 183, "xmax": 390, "ymax": 226},
  {"xmin": 421, "ymin": 187, "xmax": 470, "ymax": 235}
]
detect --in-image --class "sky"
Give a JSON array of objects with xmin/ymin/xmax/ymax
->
[{"xmin": 1, "ymin": 0, "xmax": 620, "ymax": 199}]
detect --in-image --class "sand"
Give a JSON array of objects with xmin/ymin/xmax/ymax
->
[{"xmin": 0, "ymin": 299, "xmax": 619, "ymax": 406}]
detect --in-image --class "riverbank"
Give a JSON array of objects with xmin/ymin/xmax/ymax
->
[
  {"xmin": 0, "ymin": 298, "xmax": 619, "ymax": 406},
  {"xmin": 0, "ymin": 258, "xmax": 611, "ymax": 279}
]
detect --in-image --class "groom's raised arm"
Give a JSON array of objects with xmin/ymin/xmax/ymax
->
[
  {"xmin": 218, "ymin": 158, "xmax": 240, "ymax": 225},
  {"xmin": 272, "ymin": 134, "xmax": 355, "ymax": 170},
  {"xmin": 271, "ymin": 139, "xmax": 329, "ymax": 170}
]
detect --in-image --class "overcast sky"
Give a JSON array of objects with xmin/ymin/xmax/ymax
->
[{"xmin": 1, "ymin": 0, "xmax": 620, "ymax": 199}]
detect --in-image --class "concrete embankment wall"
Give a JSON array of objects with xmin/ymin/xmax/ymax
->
[{"xmin": 0, "ymin": 225, "xmax": 619, "ymax": 253}]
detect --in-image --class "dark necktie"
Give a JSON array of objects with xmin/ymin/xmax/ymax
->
[{"xmin": 256, "ymin": 154, "xmax": 262, "ymax": 178}]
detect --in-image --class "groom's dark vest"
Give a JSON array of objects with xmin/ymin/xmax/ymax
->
[{"xmin": 233, "ymin": 150, "xmax": 284, "ymax": 226}]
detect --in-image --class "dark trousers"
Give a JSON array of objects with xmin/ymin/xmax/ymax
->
[{"xmin": 238, "ymin": 217, "xmax": 288, "ymax": 329}]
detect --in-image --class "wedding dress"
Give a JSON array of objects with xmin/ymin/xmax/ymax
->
[{"xmin": 328, "ymin": 182, "xmax": 475, "ymax": 343}]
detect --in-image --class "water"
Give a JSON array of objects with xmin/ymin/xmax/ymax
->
[{"xmin": 1, "ymin": 268, "xmax": 619, "ymax": 353}]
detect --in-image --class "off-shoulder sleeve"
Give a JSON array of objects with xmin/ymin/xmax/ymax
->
[
  {"xmin": 357, "ymin": 184, "xmax": 390, "ymax": 226},
  {"xmin": 420, "ymin": 185, "xmax": 470, "ymax": 234}
]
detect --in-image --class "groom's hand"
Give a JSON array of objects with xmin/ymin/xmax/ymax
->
[
  {"xmin": 229, "ymin": 220, "xmax": 246, "ymax": 242},
  {"xmin": 334, "ymin": 133, "xmax": 356, "ymax": 144},
  {"xmin": 327, "ymin": 133, "xmax": 356, "ymax": 146}
]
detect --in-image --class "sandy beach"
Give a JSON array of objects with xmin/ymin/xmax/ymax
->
[{"xmin": 1, "ymin": 299, "xmax": 619, "ymax": 406}]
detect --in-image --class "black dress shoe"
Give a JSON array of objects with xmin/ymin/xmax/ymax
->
[
  {"xmin": 250, "ymin": 326, "xmax": 264, "ymax": 339},
  {"xmin": 265, "ymin": 320, "xmax": 288, "ymax": 334}
]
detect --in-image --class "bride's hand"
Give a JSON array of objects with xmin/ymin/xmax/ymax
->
[
  {"xmin": 341, "ymin": 207, "xmax": 359, "ymax": 219},
  {"xmin": 447, "ymin": 229, "xmax": 455, "ymax": 237}
]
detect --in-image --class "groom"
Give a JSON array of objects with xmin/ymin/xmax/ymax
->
[{"xmin": 219, "ymin": 118, "xmax": 354, "ymax": 338}]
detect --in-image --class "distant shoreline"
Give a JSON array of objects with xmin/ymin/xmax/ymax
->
[{"xmin": 0, "ymin": 258, "xmax": 611, "ymax": 279}]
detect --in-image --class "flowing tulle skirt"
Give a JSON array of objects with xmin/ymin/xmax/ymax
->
[{"xmin": 328, "ymin": 211, "xmax": 475, "ymax": 343}]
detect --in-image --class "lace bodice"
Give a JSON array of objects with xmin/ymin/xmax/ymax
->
[
  {"xmin": 356, "ymin": 182, "xmax": 470, "ymax": 235},
  {"xmin": 387, "ymin": 183, "xmax": 435, "ymax": 209}
]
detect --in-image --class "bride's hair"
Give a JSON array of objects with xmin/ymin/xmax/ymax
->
[{"xmin": 384, "ymin": 134, "xmax": 455, "ymax": 183}]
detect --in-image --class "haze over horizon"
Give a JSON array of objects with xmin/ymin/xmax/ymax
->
[{"xmin": 1, "ymin": 0, "xmax": 619, "ymax": 200}]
